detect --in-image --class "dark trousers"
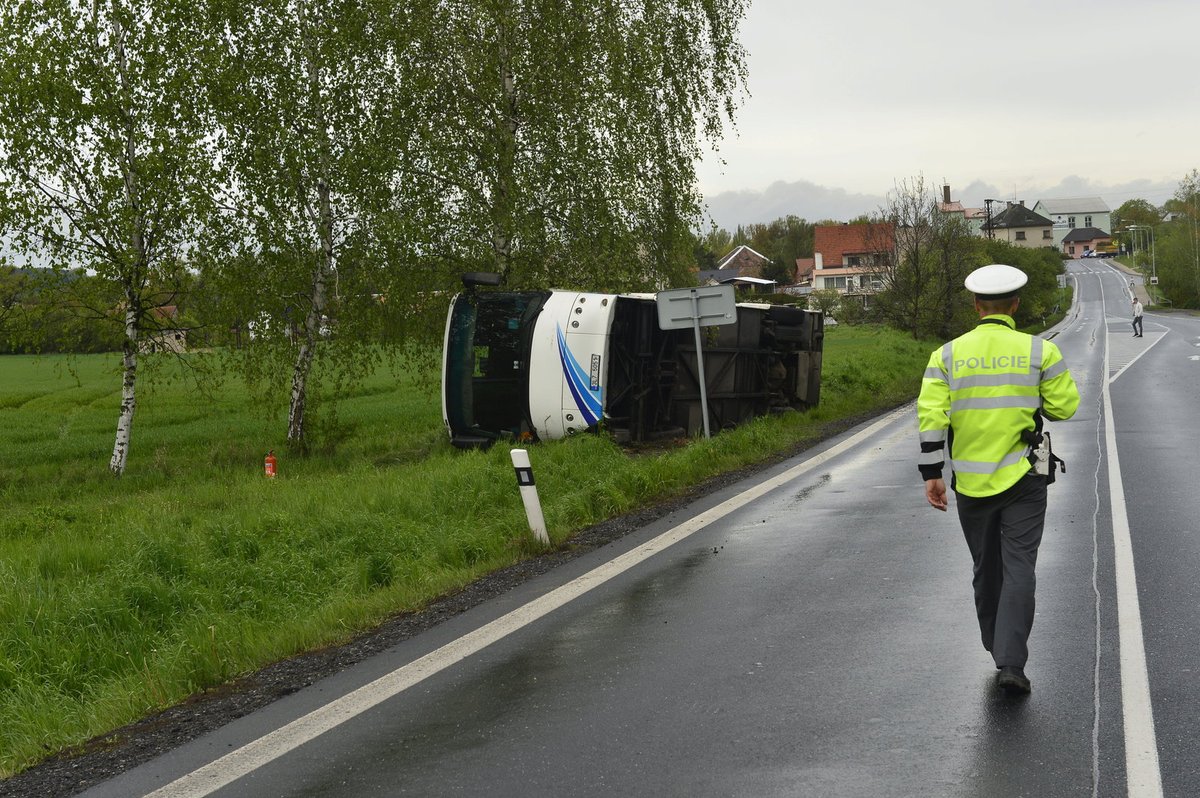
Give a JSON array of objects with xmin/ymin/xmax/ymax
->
[
  {"xmin": 1133, "ymin": 315, "xmax": 1143, "ymax": 335},
  {"xmin": 955, "ymin": 472, "xmax": 1047, "ymax": 668}
]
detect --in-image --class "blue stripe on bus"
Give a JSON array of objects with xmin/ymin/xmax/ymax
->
[{"xmin": 556, "ymin": 325, "xmax": 601, "ymax": 425}]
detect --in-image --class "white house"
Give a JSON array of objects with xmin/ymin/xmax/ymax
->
[{"xmin": 1031, "ymin": 197, "xmax": 1112, "ymax": 249}]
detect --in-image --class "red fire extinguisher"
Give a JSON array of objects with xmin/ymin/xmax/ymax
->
[{"xmin": 264, "ymin": 450, "xmax": 277, "ymax": 478}]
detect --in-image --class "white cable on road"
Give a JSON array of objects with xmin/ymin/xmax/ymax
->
[{"xmin": 143, "ymin": 408, "xmax": 910, "ymax": 798}]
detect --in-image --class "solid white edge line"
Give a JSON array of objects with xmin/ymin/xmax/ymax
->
[
  {"xmin": 1091, "ymin": 381, "xmax": 1103, "ymax": 798},
  {"xmin": 145, "ymin": 407, "xmax": 911, "ymax": 798},
  {"xmin": 1102, "ymin": 283, "xmax": 1164, "ymax": 797}
]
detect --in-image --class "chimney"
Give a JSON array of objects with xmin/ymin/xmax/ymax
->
[
  {"xmin": 1019, "ymin": 200, "xmax": 1025, "ymax": 206},
  {"xmin": 943, "ymin": 185, "xmax": 951, "ymax": 204}
]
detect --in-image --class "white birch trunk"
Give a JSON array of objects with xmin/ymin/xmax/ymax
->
[
  {"xmin": 109, "ymin": 20, "xmax": 143, "ymax": 477},
  {"xmin": 110, "ymin": 302, "xmax": 138, "ymax": 475},
  {"xmin": 287, "ymin": 8, "xmax": 333, "ymax": 446},
  {"xmin": 490, "ymin": 33, "xmax": 517, "ymax": 277},
  {"xmin": 286, "ymin": 245, "xmax": 330, "ymax": 445}
]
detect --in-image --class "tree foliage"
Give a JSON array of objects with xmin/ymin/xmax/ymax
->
[
  {"xmin": 856, "ymin": 176, "xmax": 1065, "ymax": 340},
  {"xmin": 0, "ymin": 263, "xmax": 23, "ymax": 340},
  {"xmin": 196, "ymin": 0, "xmax": 750, "ymax": 448},
  {"xmin": 413, "ymin": 0, "xmax": 748, "ymax": 292},
  {"xmin": 742, "ymin": 215, "xmax": 812, "ymax": 284},
  {"xmin": 978, "ymin": 241, "xmax": 1065, "ymax": 327},
  {"xmin": 867, "ymin": 176, "xmax": 982, "ymax": 340},
  {"xmin": 0, "ymin": 0, "xmax": 214, "ymax": 474},
  {"xmin": 808, "ymin": 288, "xmax": 841, "ymax": 319},
  {"xmin": 0, "ymin": 268, "xmax": 132, "ymax": 354},
  {"xmin": 1113, "ymin": 197, "xmax": 1160, "ymax": 255},
  {"xmin": 195, "ymin": 0, "xmax": 444, "ymax": 448},
  {"xmin": 697, "ymin": 215, "xmax": 814, "ymax": 284},
  {"xmin": 1113, "ymin": 198, "xmax": 1159, "ymax": 232},
  {"xmin": 0, "ymin": 0, "xmax": 751, "ymax": 463},
  {"xmin": 1150, "ymin": 169, "xmax": 1200, "ymax": 309}
]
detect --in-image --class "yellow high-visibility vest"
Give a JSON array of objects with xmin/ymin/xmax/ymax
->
[{"xmin": 917, "ymin": 314, "xmax": 1080, "ymax": 498}]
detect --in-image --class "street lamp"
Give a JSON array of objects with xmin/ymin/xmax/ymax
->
[
  {"xmin": 1127, "ymin": 224, "xmax": 1158, "ymax": 301},
  {"xmin": 1119, "ymin": 226, "xmax": 1141, "ymax": 263}
]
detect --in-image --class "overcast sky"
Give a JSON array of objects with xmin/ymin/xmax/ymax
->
[{"xmin": 698, "ymin": 0, "xmax": 1200, "ymax": 229}]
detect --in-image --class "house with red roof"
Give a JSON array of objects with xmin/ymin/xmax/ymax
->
[
  {"xmin": 1061, "ymin": 227, "xmax": 1113, "ymax": 258},
  {"xmin": 810, "ymin": 223, "xmax": 894, "ymax": 294}
]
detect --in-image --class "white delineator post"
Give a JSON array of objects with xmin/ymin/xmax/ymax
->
[{"xmin": 510, "ymin": 449, "xmax": 549, "ymax": 545}]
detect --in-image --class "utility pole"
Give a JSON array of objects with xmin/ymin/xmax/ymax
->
[{"xmin": 984, "ymin": 199, "xmax": 1003, "ymax": 240}]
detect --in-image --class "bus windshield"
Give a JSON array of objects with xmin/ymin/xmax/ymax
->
[{"xmin": 443, "ymin": 290, "xmax": 550, "ymax": 448}]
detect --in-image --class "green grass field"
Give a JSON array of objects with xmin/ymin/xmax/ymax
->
[{"xmin": 0, "ymin": 325, "xmax": 932, "ymax": 776}]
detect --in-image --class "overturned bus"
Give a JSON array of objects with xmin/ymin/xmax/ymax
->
[{"xmin": 441, "ymin": 275, "xmax": 824, "ymax": 449}]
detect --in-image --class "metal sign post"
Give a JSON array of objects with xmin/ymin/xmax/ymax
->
[{"xmin": 655, "ymin": 285, "xmax": 737, "ymax": 438}]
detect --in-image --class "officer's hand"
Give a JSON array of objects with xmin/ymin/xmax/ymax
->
[{"xmin": 925, "ymin": 478, "xmax": 948, "ymax": 512}]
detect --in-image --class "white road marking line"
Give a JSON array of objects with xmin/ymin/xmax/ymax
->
[
  {"xmin": 1110, "ymin": 333, "xmax": 1167, "ymax": 384},
  {"xmin": 143, "ymin": 408, "xmax": 911, "ymax": 798},
  {"xmin": 1090, "ymin": 382, "xmax": 1103, "ymax": 798},
  {"xmin": 1102, "ymin": 285, "xmax": 1164, "ymax": 798}
]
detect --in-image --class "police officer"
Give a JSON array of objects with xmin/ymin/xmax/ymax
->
[{"xmin": 917, "ymin": 264, "xmax": 1081, "ymax": 694}]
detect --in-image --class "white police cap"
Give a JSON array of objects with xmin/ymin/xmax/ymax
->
[{"xmin": 964, "ymin": 263, "xmax": 1027, "ymax": 297}]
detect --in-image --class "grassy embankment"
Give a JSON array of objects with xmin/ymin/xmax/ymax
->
[{"xmin": 0, "ymin": 325, "xmax": 931, "ymax": 776}]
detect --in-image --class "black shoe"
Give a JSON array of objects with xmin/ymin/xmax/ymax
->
[{"xmin": 997, "ymin": 666, "xmax": 1031, "ymax": 695}]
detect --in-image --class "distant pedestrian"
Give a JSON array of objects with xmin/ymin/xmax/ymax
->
[
  {"xmin": 917, "ymin": 264, "xmax": 1081, "ymax": 695},
  {"xmin": 1132, "ymin": 299, "xmax": 1144, "ymax": 337}
]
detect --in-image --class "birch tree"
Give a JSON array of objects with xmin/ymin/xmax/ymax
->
[
  {"xmin": 868, "ymin": 176, "xmax": 980, "ymax": 339},
  {"xmin": 199, "ymin": 0, "xmax": 439, "ymax": 448},
  {"xmin": 412, "ymin": 0, "xmax": 749, "ymax": 291},
  {"xmin": 0, "ymin": 0, "xmax": 213, "ymax": 475},
  {"xmin": 202, "ymin": 0, "xmax": 748, "ymax": 446}
]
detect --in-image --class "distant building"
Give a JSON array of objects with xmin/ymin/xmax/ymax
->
[
  {"xmin": 715, "ymin": 244, "xmax": 772, "ymax": 279},
  {"xmin": 938, "ymin": 185, "xmax": 985, "ymax": 236},
  {"xmin": 138, "ymin": 305, "xmax": 187, "ymax": 354},
  {"xmin": 696, "ymin": 244, "xmax": 778, "ymax": 293},
  {"xmin": 1031, "ymin": 196, "xmax": 1112, "ymax": 248},
  {"xmin": 981, "ymin": 202, "xmax": 1055, "ymax": 248},
  {"xmin": 792, "ymin": 257, "xmax": 816, "ymax": 287},
  {"xmin": 1060, "ymin": 227, "xmax": 1112, "ymax": 258},
  {"xmin": 811, "ymin": 223, "xmax": 893, "ymax": 294}
]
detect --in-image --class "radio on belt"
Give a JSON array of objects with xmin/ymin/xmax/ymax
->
[{"xmin": 1021, "ymin": 425, "xmax": 1065, "ymax": 482}]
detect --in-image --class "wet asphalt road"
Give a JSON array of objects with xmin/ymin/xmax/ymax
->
[{"xmin": 86, "ymin": 261, "xmax": 1199, "ymax": 798}]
